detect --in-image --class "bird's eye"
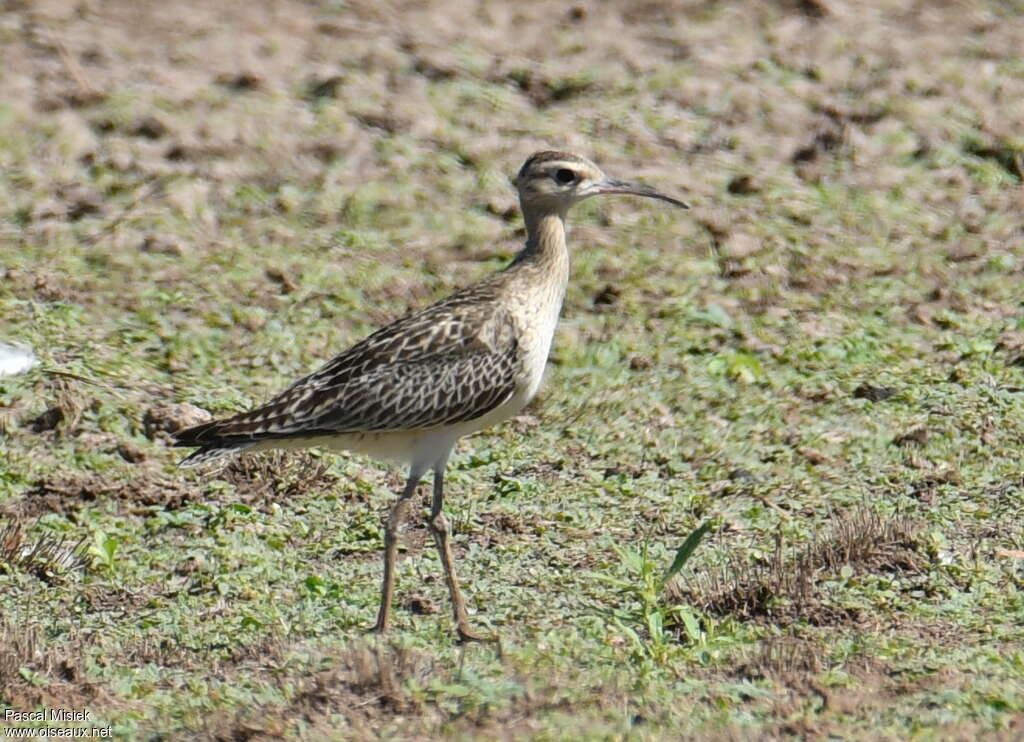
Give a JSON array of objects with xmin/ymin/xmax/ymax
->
[{"xmin": 554, "ymin": 168, "xmax": 577, "ymax": 184}]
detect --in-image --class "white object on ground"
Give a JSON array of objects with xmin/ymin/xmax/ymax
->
[{"xmin": 0, "ymin": 343, "xmax": 39, "ymax": 377}]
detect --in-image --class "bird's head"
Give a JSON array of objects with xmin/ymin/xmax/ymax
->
[{"xmin": 514, "ymin": 151, "xmax": 688, "ymax": 214}]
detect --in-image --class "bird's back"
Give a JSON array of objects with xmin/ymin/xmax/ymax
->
[{"xmin": 174, "ymin": 275, "xmax": 534, "ymax": 465}]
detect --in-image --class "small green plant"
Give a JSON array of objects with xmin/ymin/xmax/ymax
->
[
  {"xmin": 88, "ymin": 531, "xmax": 119, "ymax": 573},
  {"xmin": 593, "ymin": 522, "xmax": 717, "ymax": 665},
  {"xmin": 708, "ymin": 351, "xmax": 765, "ymax": 383},
  {"xmin": 304, "ymin": 573, "xmax": 343, "ymax": 600}
]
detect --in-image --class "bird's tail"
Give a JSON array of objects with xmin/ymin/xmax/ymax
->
[
  {"xmin": 177, "ymin": 442, "xmax": 256, "ymax": 469},
  {"xmin": 173, "ymin": 417, "xmax": 259, "ymax": 469}
]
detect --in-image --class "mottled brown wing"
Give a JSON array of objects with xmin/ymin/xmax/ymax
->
[{"xmin": 175, "ymin": 284, "xmax": 521, "ymax": 447}]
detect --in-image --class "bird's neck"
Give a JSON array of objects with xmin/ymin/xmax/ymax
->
[
  {"xmin": 516, "ymin": 211, "xmax": 570, "ymax": 279},
  {"xmin": 504, "ymin": 209, "xmax": 570, "ymax": 346}
]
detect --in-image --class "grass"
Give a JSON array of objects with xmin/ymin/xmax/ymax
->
[{"xmin": 3, "ymin": 0, "xmax": 1024, "ymax": 738}]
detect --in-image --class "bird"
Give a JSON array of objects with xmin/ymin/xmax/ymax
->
[{"xmin": 172, "ymin": 151, "xmax": 688, "ymax": 642}]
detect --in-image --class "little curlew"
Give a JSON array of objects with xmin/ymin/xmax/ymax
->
[{"xmin": 173, "ymin": 151, "xmax": 687, "ymax": 641}]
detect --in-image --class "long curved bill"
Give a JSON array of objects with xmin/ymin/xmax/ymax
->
[{"xmin": 594, "ymin": 178, "xmax": 689, "ymax": 208}]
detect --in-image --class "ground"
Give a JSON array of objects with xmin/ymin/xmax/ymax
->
[{"xmin": 2, "ymin": 0, "xmax": 1024, "ymax": 739}]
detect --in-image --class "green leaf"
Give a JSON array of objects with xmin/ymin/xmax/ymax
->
[
  {"xmin": 647, "ymin": 609, "xmax": 664, "ymax": 639},
  {"xmin": 89, "ymin": 531, "xmax": 119, "ymax": 570},
  {"xmin": 678, "ymin": 607, "xmax": 702, "ymax": 643},
  {"xmin": 589, "ymin": 573, "xmax": 636, "ymax": 590},
  {"xmin": 305, "ymin": 574, "xmax": 327, "ymax": 596},
  {"xmin": 708, "ymin": 351, "xmax": 765, "ymax": 383},
  {"xmin": 20, "ymin": 666, "xmax": 46, "ymax": 686},
  {"xmin": 660, "ymin": 521, "xmax": 712, "ymax": 588},
  {"xmin": 690, "ymin": 303, "xmax": 734, "ymax": 328},
  {"xmin": 240, "ymin": 615, "xmax": 263, "ymax": 630}
]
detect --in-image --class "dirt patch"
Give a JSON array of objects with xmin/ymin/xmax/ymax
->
[
  {"xmin": 173, "ymin": 642, "xmax": 617, "ymax": 742},
  {"xmin": 188, "ymin": 643, "xmax": 439, "ymax": 741},
  {"xmin": 4, "ymin": 469, "xmax": 204, "ymax": 520},
  {"xmin": 18, "ymin": 374, "xmax": 90, "ymax": 438},
  {"xmin": 478, "ymin": 510, "xmax": 535, "ymax": 536},
  {"xmin": 117, "ymin": 632, "xmax": 291, "ymax": 680},
  {"xmin": 2, "ymin": 268, "xmax": 94, "ymax": 306},
  {"xmin": 6, "ymin": 450, "xmax": 336, "ymax": 521},
  {"xmin": 0, "ymin": 616, "xmax": 118, "ymax": 714},
  {"xmin": 142, "ymin": 402, "xmax": 213, "ymax": 439}
]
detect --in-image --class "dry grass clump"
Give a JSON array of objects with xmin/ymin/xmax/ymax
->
[
  {"xmin": 218, "ymin": 450, "xmax": 339, "ymax": 502},
  {"xmin": 0, "ymin": 616, "xmax": 102, "ymax": 711},
  {"xmin": 749, "ymin": 634, "xmax": 827, "ymax": 678},
  {"xmin": 673, "ymin": 508, "xmax": 923, "ymax": 625},
  {"xmin": 0, "ymin": 518, "xmax": 90, "ymax": 581}
]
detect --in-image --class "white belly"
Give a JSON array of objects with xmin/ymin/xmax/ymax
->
[{"xmin": 252, "ymin": 428, "xmax": 460, "ymax": 468}]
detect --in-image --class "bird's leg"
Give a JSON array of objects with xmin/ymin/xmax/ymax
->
[
  {"xmin": 370, "ymin": 466, "xmax": 424, "ymax": 634},
  {"xmin": 429, "ymin": 466, "xmax": 492, "ymax": 643}
]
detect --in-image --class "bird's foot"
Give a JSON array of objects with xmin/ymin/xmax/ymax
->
[{"xmin": 456, "ymin": 623, "xmax": 498, "ymax": 644}]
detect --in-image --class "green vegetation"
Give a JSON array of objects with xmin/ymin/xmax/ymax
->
[{"xmin": 3, "ymin": 0, "xmax": 1024, "ymax": 739}]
